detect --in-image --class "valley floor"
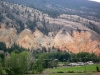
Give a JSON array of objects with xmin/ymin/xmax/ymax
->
[{"xmin": 16, "ymin": 64, "xmax": 100, "ymax": 75}]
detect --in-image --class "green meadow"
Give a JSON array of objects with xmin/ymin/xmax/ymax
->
[
  {"xmin": 45, "ymin": 64, "xmax": 100, "ymax": 73},
  {"xmin": 16, "ymin": 64, "xmax": 100, "ymax": 75},
  {"xmin": 34, "ymin": 73, "xmax": 93, "ymax": 75}
]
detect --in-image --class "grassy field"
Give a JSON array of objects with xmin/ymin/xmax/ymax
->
[
  {"xmin": 16, "ymin": 64, "xmax": 100, "ymax": 75},
  {"xmin": 45, "ymin": 64, "xmax": 100, "ymax": 72},
  {"xmin": 21, "ymin": 72, "xmax": 93, "ymax": 75},
  {"xmin": 41, "ymin": 64, "xmax": 100, "ymax": 75},
  {"xmin": 33, "ymin": 72, "xmax": 94, "ymax": 75},
  {"xmin": 15, "ymin": 72, "xmax": 94, "ymax": 75}
]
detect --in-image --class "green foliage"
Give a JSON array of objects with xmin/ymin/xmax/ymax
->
[
  {"xmin": 32, "ymin": 53, "xmax": 59, "ymax": 73},
  {"xmin": 2, "ymin": 70, "xmax": 7, "ymax": 74},
  {"xmin": 4, "ymin": 51, "xmax": 32, "ymax": 74},
  {"xmin": 0, "ymin": 42, "xmax": 7, "ymax": 52},
  {"xmin": 0, "ymin": 57, "xmax": 2, "ymax": 67},
  {"xmin": 57, "ymin": 71, "xmax": 64, "ymax": 73},
  {"xmin": 32, "ymin": 60, "xmax": 44, "ymax": 74},
  {"xmin": 0, "ymin": 43, "xmax": 99, "ymax": 75},
  {"xmin": 77, "ymin": 52, "xmax": 90, "ymax": 58},
  {"xmin": 76, "ymin": 52, "xmax": 97, "ymax": 62},
  {"xmin": 96, "ymin": 66, "xmax": 100, "ymax": 72},
  {"xmin": 0, "ymin": 53, "xmax": 4, "ymax": 60},
  {"xmin": 19, "ymin": 51, "xmax": 32, "ymax": 73},
  {"xmin": 32, "ymin": 50, "xmax": 99, "ymax": 63},
  {"xmin": 32, "ymin": 53, "xmax": 48, "ymax": 73},
  {"xmin": 49, "ymin": 59, "xmax": 58, "ymax": 68},
  {"xmin": 0, "ymin": 42, "xmax": 25, "ymax": 53},
  {"xmin": 67, "ymin": 71, "xmax": 75, "ymax": 73},
  {"xmin": 0, "ymin": 69, "xmax": 7, "ymax": 75},
  {"xmin": 5, "ymin": 68, "xmax": 14, "ymax": 75}
]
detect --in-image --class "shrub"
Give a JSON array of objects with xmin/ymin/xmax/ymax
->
[
  {"xmin": 77, "ymin": 71, "xmax": 84, "ymax": 73},
  {"xmin": 26, "ymin": 71, "xmax": 32, "ymax": 74},
  {"xmin": 96, "ymin": 66, "xmax": 99, "ymax": 72},
  {"xmin": 57, "ymin": 71, "xmax": 64, "ymax": 73},
  {"xmin": 5, "ymin": 68, "xmax": 14, "ymax": 75},
  {"xmin": 67, "ymin": 71, "xmax": 74, "ymax": 73},
  {"xmin": 0, "ymin": 69, "xmax": 7, "ymax": 75},
  {"xmin": 32, "ymin": 70, "xmax": 38, "ymax": 74}
]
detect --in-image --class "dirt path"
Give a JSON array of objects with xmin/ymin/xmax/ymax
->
[{"xmin": 93, "ymin": 72, "xmax": 100, "ymax": 75}]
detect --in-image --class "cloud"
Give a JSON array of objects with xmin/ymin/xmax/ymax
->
[{"xmin": 89, "ymin": 0, "xmax": 100, "ymax": 2}]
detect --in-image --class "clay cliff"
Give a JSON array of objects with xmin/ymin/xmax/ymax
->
[
  {"xmin": 0, "ymin": 23, "xmax": 17, "ymax": 48},
  {"xmin": 54, "ymin": 30, "xmax": 100, "ymax": 55},
  {"xmin": 16, "ymin": 28, "xmax": 53, "ymax": 50}
]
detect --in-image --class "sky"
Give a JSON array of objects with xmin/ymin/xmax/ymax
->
[{"xmin": 90, "ymin": 0, "xmax": 100, "ymax": 2}]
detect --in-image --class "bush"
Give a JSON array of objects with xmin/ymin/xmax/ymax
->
[
  {"xmin": 0, "ymin": 69, "xmax": 7, "ymax": 75},
  {"xmin": 5, "ymin": 68, "xmax": 14, "ymax": 75},
  {"xmin": 67, "ymin": 71, "xmax": 74, "ymax": 73},
  {"xmin": 32, "ymin": 70, "xmax": 38, "ymax": 74},
  {"xmin": 77, "ymin": 71, "xmax": 84, "ymax": 73},
  {"xmin": 57, "ymin": 71, "xmax": 64, "ymax": 73},
  {"xmin": 26, "ymin": 71, "xmax": 32, "ymax": 74},
  {"xmin": 0, "ymin": 69, "xmax": 2, "ymax": 74},
  {"xmin": 96, "ymin": 66, "xmax": 99, "ymax": 72}
]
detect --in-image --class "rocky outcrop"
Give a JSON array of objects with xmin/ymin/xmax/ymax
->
[
  {"xmin": 0, "ymin": 24, "xmax": 17, "ymax": 48},
  {"xmin": 16, "ymin": 28, "xmax": 53, "ymax": 50},
  {"xmin": 54, "ymin": 30, "xmax": 100, "ymax": 56},
  {"xmin": 16, "ymin": 29, "xmax": 34, "ymax": 49},
  {"xmin": 33, "ymin": 29, "xmax": 53, "ymax": 50}
]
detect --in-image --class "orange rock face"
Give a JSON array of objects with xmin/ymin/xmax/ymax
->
[
  {"xmin": 0, "ymin": 26, "xmax": 17, "ymax": 48},
  {"xmin": 16, "ymin": 29, "xmax": 34, "ymax": 49},
  {"xmin": 16, "ymin": 29, "xmax": 53, "ymax": 50},
  {"xmin": 54, "ymin": 30, "xmax": 100, "ymax": 56}
]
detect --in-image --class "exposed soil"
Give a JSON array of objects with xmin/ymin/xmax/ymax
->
[{"xmin": 93, "ymin": 72, "xmax": 100, "ymax": 75}]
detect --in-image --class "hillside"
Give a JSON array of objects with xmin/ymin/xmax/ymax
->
[
  {"xmin": 0, "ymin": 1, "xmax": 100, "ymax": 55},
  {"xmin": 4, "ymin": 0, "xmax": 100, "ymax": 21}
]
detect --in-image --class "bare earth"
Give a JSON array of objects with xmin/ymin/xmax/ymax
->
[{"xmin": 93, "ymin": 72, "xmax": 100, "ymax": 75}]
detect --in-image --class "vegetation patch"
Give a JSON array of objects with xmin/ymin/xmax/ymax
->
[
  {"xmin": 57, "ymin": 71, "xmax": 64, "ymax": 73},
  {"xmin": 67, "ymin": 71, "xmax": 75, "ymax": 73}
]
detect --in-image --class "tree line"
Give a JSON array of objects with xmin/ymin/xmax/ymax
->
[{"xmin": 0, "ymin": 42, "xmax": 100, "ymax": 75}]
